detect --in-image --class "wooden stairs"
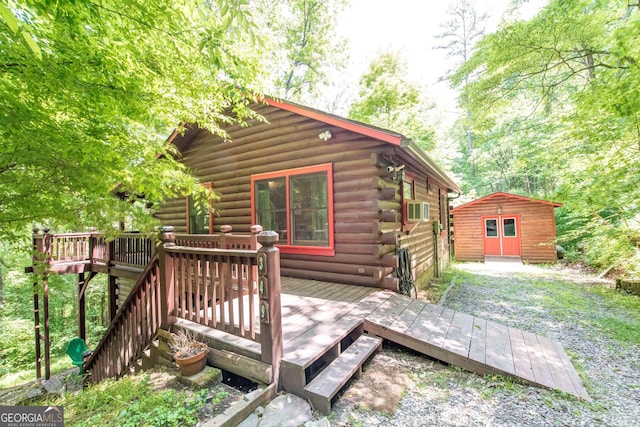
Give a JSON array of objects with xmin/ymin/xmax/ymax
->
[
  {"xmin": 303, "ymin": 334, "xmax": 381, "ymax": 414},
  {"xmin": 280, "ymin": 316, "xmax": 382, "ymax": 414}
]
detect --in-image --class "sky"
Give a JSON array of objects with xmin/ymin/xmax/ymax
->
[{"xmin": 333, "ymin": 0, "xmax": 548, "ymax": 122}]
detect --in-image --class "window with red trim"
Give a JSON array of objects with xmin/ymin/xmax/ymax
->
[
  {"xmin": 187, "ymin": 182, "xmax": 213, "ymax": 234},
  {"xmin": 251, "ymin": 164, "xmax": 334, "ymax": 256}
]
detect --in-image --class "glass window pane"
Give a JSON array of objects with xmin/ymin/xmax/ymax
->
[
  {"xmin": 189, "ymin": 198, "xmax": 210, "ymax": 234},
  {"xmin": 403, "ymin": 181, "xmax": 414, "ymax": 200},
  {"xmin": 503, "ymin": 218, "xmax": 517, "ymax": 237},
  {"xmin": 290, "ymin": 172, "xmax": 329, "ymax": 246},
  {"xmin": 255, "ymin": 178, "xmax": 287, "ymax": 243},
  {"xmin": 485, "ymin": 219, "xmax": 498, "ymax": 237}
]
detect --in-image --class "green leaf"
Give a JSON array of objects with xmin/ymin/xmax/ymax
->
[
  {"xmin": 0, "ymin": 2, "xmax": 19, "ymax": 33},
  {"xmin": 21, "ymin": 31, "xmax": 42, "ymax": 60}
]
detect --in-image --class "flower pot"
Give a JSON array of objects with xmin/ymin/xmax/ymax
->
[{"xmin": 175, "ymin": 348, "xmax": 207, "ymax": 376}]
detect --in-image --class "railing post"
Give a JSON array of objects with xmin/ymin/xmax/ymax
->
[
  {"xmin": 88, "ymin": 227, "xmax": 96, "ymax": 261},
  {"xmin": 257, "ymin": 231, "xmax": 282, "ymax": 388},
  {"xmin": 220, "ymin": 224, "xmax": 232, "ymax": 248},
  {"xmin": 158, "ymin": 226, "xmax": 176, "ymax": 329},
  {"xmin": 251, "ymin": 225, "xmax": 263, "ymax": 250}
]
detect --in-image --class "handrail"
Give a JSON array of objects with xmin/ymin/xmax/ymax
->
[{"xmin": 84, "ymin": 255, "xmax": 162, "ymax": 382}]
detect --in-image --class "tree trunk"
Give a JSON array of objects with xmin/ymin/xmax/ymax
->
[{"xmin": 0, "ymin": 264, "xmax": 3, "ymax": 309}]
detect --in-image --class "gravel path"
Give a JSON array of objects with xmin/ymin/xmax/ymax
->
[{"xmin": 329, "ymin": 262, "xmax": 640, "ymax": 427}]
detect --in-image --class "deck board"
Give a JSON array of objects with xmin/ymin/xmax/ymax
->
[
  {"xmin": 365, "ymin": 293, "xmax": 414, "ymax": 329},
  {"xmin": 442, "ymin": 311, "xmax": 474, "ymax": 357},
  {"xmin": 426, "ymin": 307, "xmax": 456, "ymax": 348},
  {"xmin": 508, "ymin": 327, "xmax": 536, "ymax": 383},
  {"xmin": 522, "ymin": 330, "xmax": 555, "ymax": 388},
  {"xmin": 468, "ymin": 317, "xmax": 487, "ymax": 364},
  {"xmin": 405, "ymin": 304, "xmax": 445, "ymax": 342},
  {"xmin": 388, "ymin": 298, "xmax": 427, "ymax": 334},
  {"xmin": 537, "ymin": 335, "xmax": 578, "ymax": 396},
  {"xmin": 485, "ymin": 320, "xmax": 515, "ymax": 375}
]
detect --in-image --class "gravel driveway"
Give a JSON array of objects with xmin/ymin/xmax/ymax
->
[{"xmin": 329, "ymin": 262, "xmax": 640, "ymax": 427}]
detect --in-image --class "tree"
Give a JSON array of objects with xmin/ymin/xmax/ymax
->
[
  {"xmin": 254, "ymin": 0, "xmax": 347, "ymax": 104},
  {"xmin": 348, "ymin": 51, "xmax": 435, "ymax": 151},
  {"xmin": 453, "ymin": 0, "xmax": 640, "ymax": 272},
  {"xmin": 0, "ymin": 0, "xmax": 264, "ymax": 241},
  {"xmin": 435, "ymin": 0, "xmax": 488, "ymax": 178}
]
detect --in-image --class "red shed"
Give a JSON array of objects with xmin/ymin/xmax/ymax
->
[{"xmin": 451, "ymin": 192, "xmax": 562, "ymax": 263}]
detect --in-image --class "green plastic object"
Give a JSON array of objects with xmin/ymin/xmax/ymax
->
[{"xmin": 66, "ymin": 337, "xmax": 88, "ymax": 375}]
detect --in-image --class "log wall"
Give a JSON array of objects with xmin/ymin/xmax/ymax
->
[
  {"xmin": 397, "ymin": 180, "xmax": 450, "ymax": 285},
  {"xmin": 452, "ymin": 194, "xmax": 558, "ymax": 263},
  {"xmin": 156, "ymin": 103, "xmax": 453, "ymax": 289}
]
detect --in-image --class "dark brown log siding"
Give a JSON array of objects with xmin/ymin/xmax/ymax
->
[
  {"xmin": 156, "ymin": 104, "xmax": 452, "ymax": 288},
  {"xmin": 398, "ymin": 179, "xmax": 451, "ymax": 285},
  {"xmin": 452, "ymin": 194, "xmax": 558, "ymax": 263}
]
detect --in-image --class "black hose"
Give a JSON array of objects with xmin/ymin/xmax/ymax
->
[{"xmin": 395, "ymin": 248, "xmax": 416, "ymax": 298}]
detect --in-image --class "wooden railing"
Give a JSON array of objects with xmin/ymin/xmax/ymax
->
[
  {"xmin": 158, "ymin": 228, "xmax": 283, "ymax": 386},
  {"xmin": 111, "ymin": 234, "xmax": 154, "ymax": 267},
  {"xmin": 29, "ymin": 226, "xmax": 281, "ymax": 385},
  {"xmin": 168, "ymin": 247, "xmax": 259, "ymax": 341},
  {"xmin": 84, "ymin": 256, "xmax": 162, "ymax": 382},
  {"xmin": 31, "ymin": 230, "xmax": 155, "ymax": 269},
  {"xmin": 32, "ymin": 226, "xmax": 260, "ymax": 270}
]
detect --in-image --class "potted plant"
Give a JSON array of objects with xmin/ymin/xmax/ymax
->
[{"xmin": 169, "ymin": 329, "xmax": 208, "ymax": 376}]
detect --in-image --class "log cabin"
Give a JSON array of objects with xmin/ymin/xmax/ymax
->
[
  {"xmin": 451, "ymin": 192, "xmax": 562, "ymax": 263},
  {"xmin": 26, "ymin": 133, "xmax": 590, "ymax": 408},
  {"xmin": 155, "ymin": 98, "xmax": 461, "ymax": 292}
]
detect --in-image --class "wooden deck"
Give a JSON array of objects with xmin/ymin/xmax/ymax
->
[{"xmin": 185, "ymin": 277, "xmax": 589, "ymax": 400}]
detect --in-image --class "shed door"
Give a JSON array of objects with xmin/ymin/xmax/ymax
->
[
  {"xmin": 501, "ymin": 217, "xmax": 521, "ymax": 256},
  {"xmin": 483, "ymin": 218, "xmax": 501, "ymax": 255},
  {"xmin": 482, "ymin": 216, "xmax": 521, "ymax": 256}
]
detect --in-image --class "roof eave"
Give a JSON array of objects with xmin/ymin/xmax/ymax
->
[{"xmin": 406, "ymin": 141, "xmax": 461, "ymax": 193}]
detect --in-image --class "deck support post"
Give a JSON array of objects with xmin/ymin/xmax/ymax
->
[
  {"xmin": 31, "ymin": 228, "xmax": 42, "ymax": 379},
  {"xmin": 78, "ymin": 272, "xmax": 86, "ymax": 341},
  {"xmin": 257, "ymin": 231, "xmax": 282, "ymax": 389},
  {"xmin": 158, "ymin": 227, "xmax": 176, "ymax": 330},
  {"xmin": 42, "ymin": 228, "xmax": 52, "ymax": 380}
]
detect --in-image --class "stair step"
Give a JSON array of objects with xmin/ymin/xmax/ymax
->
[{"xmin": 304, "ymin": 334, "xmax": 382, "ymax": 414}]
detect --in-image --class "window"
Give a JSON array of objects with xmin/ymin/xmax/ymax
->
[
  {"xmin": 440, "ymin": 194, "xmax": 449, "ymax": 231},
  {"xmin": 403, "ymin": 179, "xmax": 414, "ymax": 201},
  {"xmin": 503, "ymin": 218, "xmax": 517, "ymax": 237},
  {"xmin": 251, "ymin": 164, "xmax": 334, "ymax": 256},
  {"xmin": 187, "ymin": 182, "xmax": 213, "ymax": 234},
  {"xmin": 485, "ymin": 219, "xmax": 498, "ymax": 237}
]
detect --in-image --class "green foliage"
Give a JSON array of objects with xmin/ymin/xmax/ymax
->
[
  {"xmin": 31, "ymin": 372, "xmax": 214, "ymax": 427},
  {"xmin": 0, "ymin": 242, "xmax": 109, "ymax": 378},
  {"xmin": 0, "ymin": 0, "xmax": 264, "ymax": 240},
  {"xmin": 348, "ymin": 51, "xmax": 436, "ymax": 151},
  {"xmin": 254, "ymin": 0, "xmax": 347, "ymax": 103},
  {"xmin": 450, "ymin": 0, "xmax": 640, "ymax": 274}
]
